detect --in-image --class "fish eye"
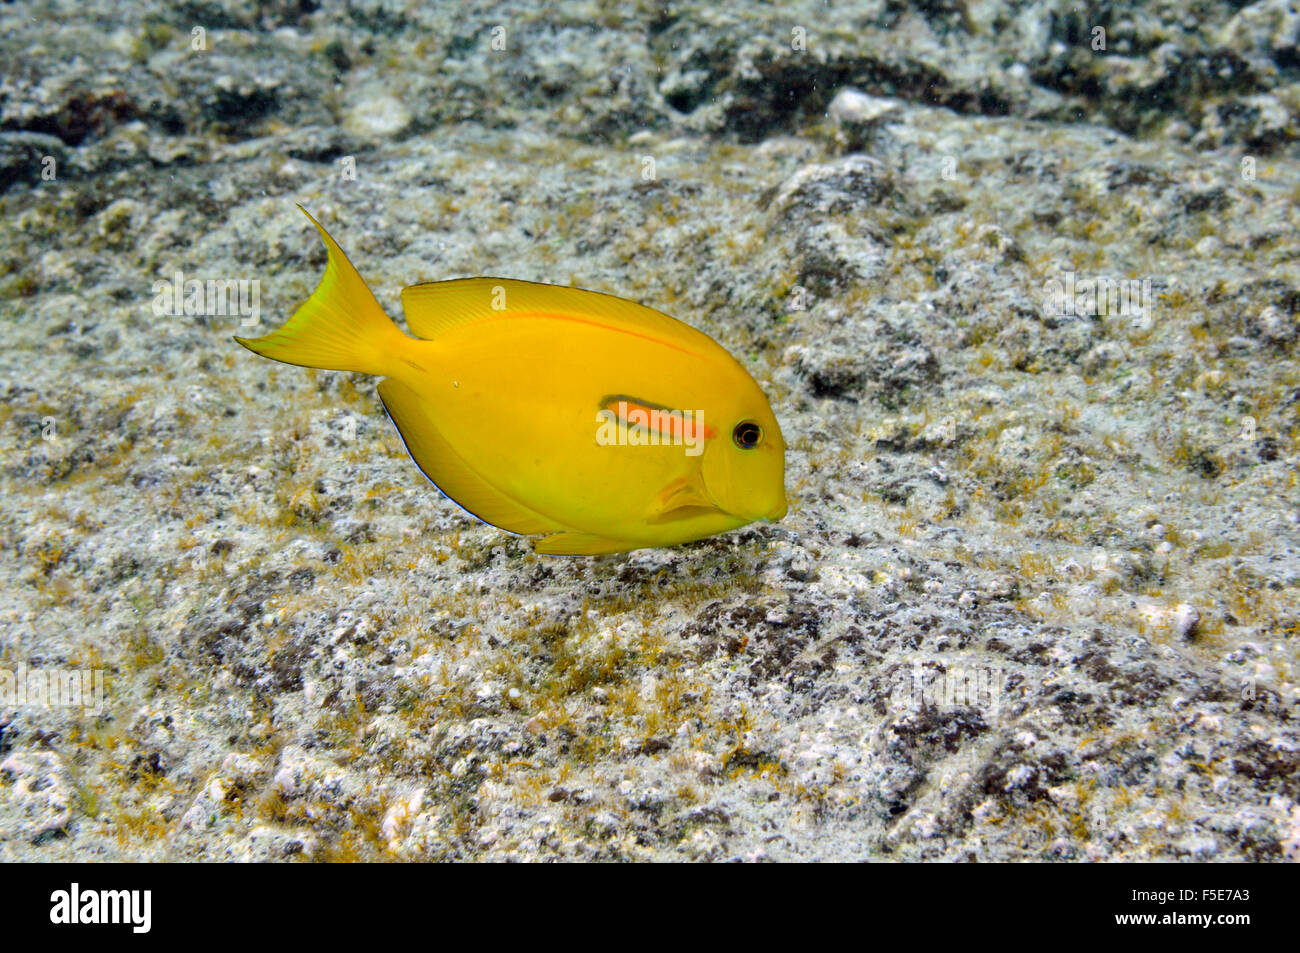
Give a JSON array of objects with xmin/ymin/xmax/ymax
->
[{"xmin": 732, "ymin": 420, "xmax": 763, "ymax": 450}]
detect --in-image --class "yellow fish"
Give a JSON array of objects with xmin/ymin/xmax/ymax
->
[{"xmin": 235, "ymin": 207, "xmax": 787, "ymax": 555}]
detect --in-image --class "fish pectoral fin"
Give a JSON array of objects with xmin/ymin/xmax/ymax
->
[
  {"xmin": 646, "ymin": 505, "xmax": 721, "ymax": 525},
  {"xmin": 533, "ymin": 533, "xmax": 639, "ymax": 556},
  {"xmin": 648, "ymin": 472, "xmax": 721, "ymax": 523},
  {"xmin": 377, "ymin": 379, "xmax": 563, "ymax": 536}
]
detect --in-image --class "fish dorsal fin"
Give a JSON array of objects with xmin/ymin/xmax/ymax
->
[
  {"xmin": 377, "ymin": 379, "xmax": 563, "ymax": 536},
  {"xmin": 400, "ymin": 278, "xmax": 713, "ymax": 355}
]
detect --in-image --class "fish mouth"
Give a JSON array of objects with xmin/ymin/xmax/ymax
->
[
  {"xmin": 729, "ymin": 497, "xmax": 787, "ymax": 524},
  {"xmin": 748, "ymin": 499, "xmax": 787, "ymax": 523},
  {"xmin": 696, "ymin": 479, "xmax": 785, "ymax": 524}
]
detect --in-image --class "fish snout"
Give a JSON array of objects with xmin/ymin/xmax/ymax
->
[{"xmin": 766, "ymin": 496, "xmax": 789, "ymax": 522}]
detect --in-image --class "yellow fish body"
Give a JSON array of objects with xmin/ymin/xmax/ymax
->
[{"xmin": 236, "ymin": 208, "xmax": 787, "ymax": 555}]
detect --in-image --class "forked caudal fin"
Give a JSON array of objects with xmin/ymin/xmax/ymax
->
[{"xmin": 234, "ymin": 205, "xmax": 406, "ymax": 375}]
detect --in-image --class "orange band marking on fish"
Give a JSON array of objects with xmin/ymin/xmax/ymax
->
[{"xmin": 600, "ymin": 395, "xmax": 718, "ymax": 441}]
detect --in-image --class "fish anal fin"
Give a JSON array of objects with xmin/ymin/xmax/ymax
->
[
  {"xmin": 377, "ymin": 379, "xmax": 561, "ymax": 536},
  {"xmin": 533, "ymin": 533, "xmax": 638, "ymax": 556}
]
